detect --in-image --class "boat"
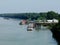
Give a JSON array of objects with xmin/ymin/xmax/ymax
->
[
  {"xmin": 27, "ymin": 27, "xmax": 33, "ymax": 31},
  {"xmin": 27, "ymin": 23, "xmax": 34, "ymax": 31},
  {"xmin": 19, "ymin": 20, "xmax": 28, "ymax": 25}
]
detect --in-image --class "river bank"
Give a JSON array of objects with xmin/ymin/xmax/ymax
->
[{"xmin": 50, "ymin": 20, "xmax": 60, "ymax": 45}]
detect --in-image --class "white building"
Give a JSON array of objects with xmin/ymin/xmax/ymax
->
[
  {"xmin": 47, "ymin": 19, "xmax": 59, "ymax": 23},
  {"xmin": 47, "ymin": 20, "xmax": 53, "ymax": 23},
  {"xmin": 53, "ymin": 19, "xmax": 59, "ymax": 23}
]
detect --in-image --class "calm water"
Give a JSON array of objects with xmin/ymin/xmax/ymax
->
[{"xmin": 0, "ymin": 17, "xmax": 57, "ymax": 45}]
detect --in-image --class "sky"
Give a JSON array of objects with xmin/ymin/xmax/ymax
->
[{"xmin": 0, "ymin": 0, "xmax": 60, "ymax": 13}]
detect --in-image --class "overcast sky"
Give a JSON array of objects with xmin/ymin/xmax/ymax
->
[{"xmin": 0, "ymin": 0, "xmax": 60, "ymax": 13}]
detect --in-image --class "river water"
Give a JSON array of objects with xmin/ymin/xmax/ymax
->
[{"xmin": 0, "ymin": 17, "xmax": 57, "ymax": 45}]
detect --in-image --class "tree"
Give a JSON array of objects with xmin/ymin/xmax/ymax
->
[{"xmin": 47, "ymin": 11, "xmax": 59, "ymax": 19}]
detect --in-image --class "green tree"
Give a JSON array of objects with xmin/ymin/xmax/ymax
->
[{"xmin": 47, "ymin": 11, "xmax": 59, "ymax": 19}]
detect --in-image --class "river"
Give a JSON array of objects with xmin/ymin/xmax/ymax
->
[{"xmin": 0, "ymin": 17, "xmax": 57, "ymax": 45}]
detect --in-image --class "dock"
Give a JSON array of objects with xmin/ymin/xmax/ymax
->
[{"xmin": 27, "ymin": 19, "xmax": 59, "ymax": 30}]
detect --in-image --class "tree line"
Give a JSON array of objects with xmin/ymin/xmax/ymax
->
[{"xmin": 0, "ymin": 11, "xmax": 60, "ymax": 20}]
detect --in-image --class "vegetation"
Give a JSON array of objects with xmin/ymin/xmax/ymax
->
[
  {"xmin": 50, "ymin": 19, "xmax": 60, "ymax": 45},
  {"xmin": 0, "ymin": 11, "xmax": 59, "ymax": 20}
]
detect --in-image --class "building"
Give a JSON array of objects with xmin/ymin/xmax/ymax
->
[{"xmin": 47, "ymin": 19, "xmax": 59, "ymax": 23}]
